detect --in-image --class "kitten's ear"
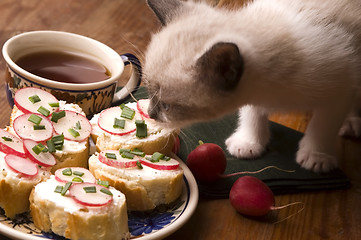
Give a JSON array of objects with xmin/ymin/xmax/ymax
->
[
  {"xmin": 147, "ymin": 0, "xmax": 183, "ymax": 26},
  {"xmin": 197, "ymin": 42, "xmax": 244, "ymax": 91}
]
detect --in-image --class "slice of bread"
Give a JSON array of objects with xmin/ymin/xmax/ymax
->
[
  {"xmin": 90, "ymin": 100, "xmax": 179, "ymax": 155},
  {"xmin": 0, "ymin": 152, "xmax": 50, "ymax": 218},
  {"xmin": 29, "ymin": 175, "xmax": 130, "ymax": 240},
  {"xmin": 9, "ymin": 102, "xmax": 89, "ymax": 174},
  {"xmin": 88, "ymin": 151, "xmax": 184, "ymax": 211}
]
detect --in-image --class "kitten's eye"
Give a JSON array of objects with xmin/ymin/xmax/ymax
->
[{"xmin": 160, "ymin": 102, "xmax": 170, "ymax": 111}]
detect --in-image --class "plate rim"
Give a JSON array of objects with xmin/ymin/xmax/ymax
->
[{"xmin": 135, "ymin": 158, "xmax": 199, "ymax": 240}]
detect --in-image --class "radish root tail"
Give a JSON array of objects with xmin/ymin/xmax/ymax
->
[
  {"xmin": 221, "ymin": 166, "xmax": 296, "ymax": 178},
  {"xmin": 271, "ymin": 201, "xmax": 305, "ymax": 224}
]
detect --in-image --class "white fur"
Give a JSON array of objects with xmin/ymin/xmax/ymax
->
[{"xmin": 144, "ymin": 0, "xmax": 361, "ymax": 173}]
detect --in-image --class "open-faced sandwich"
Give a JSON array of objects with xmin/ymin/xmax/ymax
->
[
  {"xmin": 90, "ymin": 99, "xmax": 179, "ymax": 155},
  {"xmin": 30, "ymin": 167, "xmax": 129, "ymax": 240},
  {"xmin": 8, "ymin": 87, "xmax": 91, "ymax": 173},
  {"xmin": 0, "ymin": 87, "xmax": 92, "ymax": 219},
  {"xmin": 0, "ymin": 128, "xmax": 51, "ymax": 218},
  {"xmin": 89, "ymin": 148, "xmax": 184, "ymax": 211}
]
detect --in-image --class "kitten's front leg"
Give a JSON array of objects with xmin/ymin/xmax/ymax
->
[
  {"xmin": 296, "ymin": 106, "xmax": 347, "ymax": 173},
  {"xmin": 339, "ymin": 89, "xmax": 361, "ymax": 138},
  {"xmin": 226, "ymin": 105, "xmax": 270, "ymax": 158}
]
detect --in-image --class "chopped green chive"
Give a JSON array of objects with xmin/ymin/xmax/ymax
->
[
  {"xmin": 51, "ymin": 111, "xmax": 66, "ymax": 123},
  {"xmin": 131, "ymin": 150, "xmax": 145, "ymax": 157},
  {"xmin": 121, "ymin": 151, "xmax": 134, "ymax": 159},
  {"xmin": 32, "ymin": 143, "xmax": 47, "ymax": 155},
  {"xmin": 61, "ymin": 182, "xmax": 72, "ymax": 196},
  {"xmin": 83, "ymin": 186, "xmax": 96, "ymax": 193},
  {"xmin": 73, "ymin": 171, "xmax": 84, "ymax": 177},
  {"xmin": 51, "ymin": 134, "xmax": 65, "ymax": 150},
  {"xmin": 62, "ymin": 168, "xmax": 72, "ymax": 176},
  {"xmin": 75, "ymin": 121, "xmax": 82, "ymax": 130},
  {"xmin": 68, "ymin": 128, "xmax": 80, "ymax": 138},
  {"xmin": 100, "ymin": 188, "xmax": 113, "ymax": 196},
  {"xmin": 72, "ymin": 177, "xmax": 83, "ymax": 183},
  {"xmin": 37, "ymin": 106, "xmax": 50, "ymax": 117},
  {"xmin": 29, "ymin": 95, "xmax": 41, "ymax": 104},
  {"xmin": 113, "ymin": 118, "xmax": 125, "ymax": 129},
  {"xmin": 105, "ymin": 152, "xmax": 117, "ymax": 159},
  {"xmin": 28, "ymin": 114, "xmax": 42, "ymax": 125},
  {"xmin": 150, "ymin": 152, "xmax": 165, "ymax": 162},
  {"xmin": 32, "ymin": 145, "xmax": 41, "ymax": 155},
  {"xmin": 135, "ymin": 120, "xmax": 147, "ymax": 138},
  {"xmin": 54, "ymin": 185, "xmax": 63, "ymax": 193},
  {"xmin": 163, "ymin": 156, "xmax": 171, "ymax": 161},
  {"xmin": 121, "ymin": 106, "xmax": 135, "ymax": 120},
  {"xmin": 2, "ymin": 136, "xmax": 13, "ymax": 142},
  {"xmin": 46, "ymin": 139, "xmax": 56, "ymax": 152},
  {"xmin": 33, "ymin": 125, "xmax": 46, "ymax": 130},
  {"xmin": 135, "ymin": 120, "xmax": 145, "ymax": 125},
  {"xmin": 48, "ymin": 102, "xmax": 59, "ymax": 108},
  {"xmin": 136, "ymin": 160, "xmax": 143, "ymax": 169},
  {"xmin": 119, "ymin": 149, "xmax": 131, "ymax": 153},
  {"xmin": 97, "ymin": 180, "xmax": 110, "ymax": 188},
  {"xmin": 46, "ymin": 134, "xmax": 64, "ymax": 152},
  {"xmin": 145, "ymin": 152, "xmax": 171, "ymax": 162}
]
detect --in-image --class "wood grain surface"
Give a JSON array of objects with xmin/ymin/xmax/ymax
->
[{"xmin": 0, "ymin": 1, "xmax": 360, "ymax": 240}]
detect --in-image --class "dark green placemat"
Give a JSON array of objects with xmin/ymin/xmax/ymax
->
[{"xmin": 122, "ymin": 87, "xmax": 350, "ymax": 198}]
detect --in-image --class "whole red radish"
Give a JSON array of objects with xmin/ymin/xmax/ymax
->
[
  {"xmin": 186, "ymin": 142, "xmax": 294, "ymax": 183},
  {"xmin": 229, "ymin": 176, "xmax": 275, "ymax": 216},
  {"xmin": 186, "ymin": 142, "xmax": 227, "ymax": 182}
]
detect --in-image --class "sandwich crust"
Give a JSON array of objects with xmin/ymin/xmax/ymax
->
[
  {"xmin": 89, "ymin": 153, "xmax": 184, "ymax": 211},
  {"xmin": 29, "ymin": 176, "xmax": 130, "ymax": 240}
]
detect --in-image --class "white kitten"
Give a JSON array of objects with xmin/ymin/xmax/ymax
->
[{"xmin": 144, "ymin": 0, "xmax": 361, "ymax": 173}]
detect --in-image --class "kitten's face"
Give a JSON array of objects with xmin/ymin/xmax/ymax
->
[
  {"xmin": 145, "ymin": 73, "xmax": 225, "ymax": 128},
  {"xmin": 144, "ymin": 0, "xmax": 244, "ymax": 128}
]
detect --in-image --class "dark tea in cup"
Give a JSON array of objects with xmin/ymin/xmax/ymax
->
[
  {"xmin": 15, "ymin": 50, "xmax": 111, "ymax": 84},
  {"xmin": 3, "ymin": 30, "xmax": 141, "ymax": 117}
]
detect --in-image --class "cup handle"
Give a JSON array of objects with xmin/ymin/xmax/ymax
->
[{"xmin": 113, "ymin": 53, "xmax": 142, "ymax": 103}]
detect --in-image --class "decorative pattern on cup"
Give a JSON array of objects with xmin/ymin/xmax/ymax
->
[{"xmin": 5, "ymin": 66, "xmax": 116, "ymax": 117}]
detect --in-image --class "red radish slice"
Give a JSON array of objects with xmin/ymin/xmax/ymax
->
[
  {"xmin": 14, "ymin": 87, "xmax": 59, "ymax": 115},
  {"xmin": 137, "ymin": 99, "xmax": 150, "ymax": 119},
  {"xmin": 98, "ymin": 106, "xmax": 142, "ymax": 135},
  {"xmin": 52, "ymin": 110, "xmax": 91, "ymax": 142},
  {"xmin": 69, "ymin": 182, "xmax": 113, "ymax": 207},
  {"xmin": 140, "ymin": 156, "xmax": 180, "ymax": 170},
  {"xmin": 13, "ymin": 113, "xmax": 53, "ymax": 142},
  {"xmin": 99, "ymin": 150, "xmax": 139, "ymax": 168},
  {"xmin": 54, "ymin": 167, "xmax": 96, "ymax": 184},
  {"xmin": 0, "ymin": 128, "xmax": 26, "ymax": 157},
  {"xmin": 23, "ymin": 139, "xmax": 56, "ymax": 167},
  {"xmin": 4, "ymin": 154, "xmax": 38, "ymax": 177}
]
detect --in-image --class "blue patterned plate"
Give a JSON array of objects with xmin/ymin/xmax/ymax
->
[{"xmin": 0, "ymin": 159, "xmax": 199, "ymax": 240}]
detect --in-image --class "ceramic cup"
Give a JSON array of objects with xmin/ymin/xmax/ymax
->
[{"xmin": 2, "ymin": 30, "xmax": 141, "ymax": 117}]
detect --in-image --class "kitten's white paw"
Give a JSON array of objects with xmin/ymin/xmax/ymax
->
[
  {"xmin": 296, "ymin": 149, "xmax": 338, "ymax": 173},
  {"xmin": 339, "ymin": 116, "xmax": 361, "ymax": 138},
  {"xmin": 225, "ymin": 134, "xmax": 266, "ymax": 159}
]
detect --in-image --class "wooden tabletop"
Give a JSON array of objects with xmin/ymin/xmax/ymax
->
[{"xmin": 0, "ymin": 1, "xmax": 360, "ymax": 240}]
